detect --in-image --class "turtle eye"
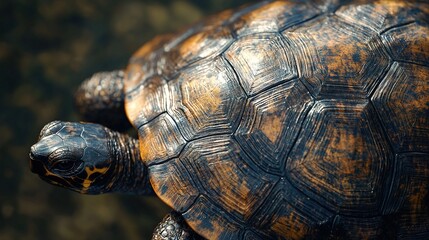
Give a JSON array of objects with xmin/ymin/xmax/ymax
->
[
  {"xmin": 48, "ymin": 149, "xmax": 82, "ymax": 175},
  {"xmin": 52, "ymin": 159, "xmax": 76, "ymax": 172}
]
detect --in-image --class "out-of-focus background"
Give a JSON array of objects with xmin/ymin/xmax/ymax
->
[{"xmin": 0, "ymin": 0, "xmax": 256, "ymax": 239}]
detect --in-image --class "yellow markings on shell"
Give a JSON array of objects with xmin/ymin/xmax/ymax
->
[
  {"xmin": 260, "ymin": 114, "xmax": 283, "ymax": 144},
  {"xmin": 272, "ymin": 213, "xmax": 309, "ymax": 240},
  {"xmin": 139, "ymin": 124, "xmax": 163, "ymax": 163},
  {"xmin": 181, "ymin": 71, "xmax": 223, "ymax": 122},
  {"xmin": 179, "ymin": 31, "xmax": 206, "ymax": 58}
]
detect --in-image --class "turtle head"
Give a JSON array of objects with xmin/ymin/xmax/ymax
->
[{"xmin": 29, "ymin": 121, "xmax": 116, "ymax": 194}]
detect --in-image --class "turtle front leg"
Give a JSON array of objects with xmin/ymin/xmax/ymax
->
[
  {"xmin": 153, "ymin": 211, "xmax": 203, "ymax": 240},
  {"xmin": 75, "ymin": 70, "xmax": 132, "ymax": 131}
]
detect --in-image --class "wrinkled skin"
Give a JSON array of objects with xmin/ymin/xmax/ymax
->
[{"xmin": 29, "ymin": 120, "xmax": 150, "ymax": 195}]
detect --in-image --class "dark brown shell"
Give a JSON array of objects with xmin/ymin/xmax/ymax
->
[{"xmin": 124, "ymin": 0, "xmax": 429, "ymax": 239}]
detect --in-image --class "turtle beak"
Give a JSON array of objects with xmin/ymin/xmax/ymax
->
[
  {"xmin": 29, "ymin": 142, "xmax": 44, "ymax": 161},
  {"xmin": 29, "ymin": 143, "xmax": 47, "ymax": 174},
  {"xmin": 29, "ymin": 156, "xmax": 44, "ymax": 174},
  {"xmin": 29, "ymin": 146, "xmax": 36, "ymax": 160}
]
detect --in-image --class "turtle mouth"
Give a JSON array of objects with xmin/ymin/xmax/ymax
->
[{"xmin": 29, "ymin": 153, "xmax": 45, "ymax": 174}]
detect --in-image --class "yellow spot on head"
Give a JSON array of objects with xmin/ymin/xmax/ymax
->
[
  {"xmin": 85, "ymin": 166, "xmax": 109, "ymax": 176},
  {"xmin": 83, "ymin": 179, "xmax": 91, "ymax": 189},
  {"xmin": 81, "ymin": 166, "xmax": 109, "ymax": 190}
]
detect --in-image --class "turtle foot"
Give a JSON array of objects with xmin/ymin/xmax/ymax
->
[{"xmin": 152, "ymin": 211, "xmax": 203, "ymax": 240}]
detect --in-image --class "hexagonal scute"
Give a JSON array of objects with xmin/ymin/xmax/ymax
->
[
  {"xmin": 382, "ymin": 153, "xmax": 429, "ymax": 237},
  {"xmin": 336, "ymin": 1, "xmax": 426, "ymax": 33},
  {"xmin": 251, "ymin": 178, "xmax": 333, "ymax": 239},
  {"xmin": 235, "ymin": 80, "xmax": 314, "ymax": 176},
  {"xmin": 285, "ymin": 16, "xmax": 389, "ymax": 99},
  {"xmin": 179, "ymin": 135, "xmax": 277, "ymax": 222},
  {"xmin": 382, "ymin": 22, "xmax": 429, "ymax": 66},
  {"xmin": 149, "ymin": 157, "xmax": 200, "ymax": 213},
  {"xmin": 138, "ymin": 113, "xmax": 186, "ymax": 166},
  {"xmin": 167, "ymin": 57, "xmax": 246, "ymax": 140},
  {"xmin": 128, "ymin": 13, "xmax": 236, "ymax": 82},
  {"xmin": 286, "ymin": 100, "xmax": 393, "ymax": 215},
  {"xmin": 125, "ymin": 75, "xmax": 168, "ymax": 128},
  {"xmin": 230, "ymin": 1, "xmax": 320, "ymax": 36},
  {"xmin": 224, "ymin": 33, "xmax": 297, "ymax": 96},
  {"xmin": 372, "ymin": 62, "xmax": 429, "ymax": 153},
  {"xmin": 183, "ymin": 195, "xmax": 242, "ymax": 240},
  {"xmin": 158, "ymin": 21, "xmax": 234, "ymax": 79}
]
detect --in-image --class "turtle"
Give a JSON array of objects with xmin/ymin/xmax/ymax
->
[{"xmin": 29, "ymin": 0, "xmax": 429, "ymax": 239}]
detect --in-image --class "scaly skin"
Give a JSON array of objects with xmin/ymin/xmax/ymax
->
[
  {"xmin": 74, "ymin": 70, "xmax": 132, "ymax": 132},
  {"xmin": 29, "ymin": 121, "xmax": 152, "ymax": 195}
]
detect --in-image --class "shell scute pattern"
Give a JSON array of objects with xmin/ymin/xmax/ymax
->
[
  {"xmin": 286, "ymin": 100, "xmax": 393, "ymax": 215},
  {"xmin": 285, "ymin": 15, "xmax": 390, "ymax": 99},
  {"xmin": 149, "ymin": 135, "xmax": 277, "ymax": 221},
  {"xmin": 167, "ymin": 57, "xmax": 246, "ymax": 141},
  {"xmin": 224, "ymin": 32, "xmax": 298, "ymax": 96},
  {"xmin": 234, "ymin": 80, "xmax": 314, "ymax": 176},
  {"xmin": 251, "ymin": 178, "xmax": 333, "ymax": 239},
  {"xmin": 138, "ymin": 113, "xmax": 186, "ymax": 165},
  {"xmin": 372, "ymin": 62, "xmax": 429, "ymax": 152},
  {"xmin": 149, "ymin": 157, "xmax": 199, "ymax": 213},
  {"xmin": 230, "ymin": 1, "xmax": 320, "ymax": 36},
  {"xmin": 381, "ymin": 21, "xmax": 429, "ymax": 66},
  {"xmin": 335, "ymin": 1, "xmax": 424, "ymax": 33},
  {"xmin": 121, "ymin": 0, "xmax": 429, "ymax": 238},
  {"xmin": 388, "ymin": 153, "xmax": 429, "ymax": 236}
]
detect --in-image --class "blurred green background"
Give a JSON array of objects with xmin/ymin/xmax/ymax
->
[{"xmin": 0, "ymin": 0, "xmax": 256, "ymax": 239}]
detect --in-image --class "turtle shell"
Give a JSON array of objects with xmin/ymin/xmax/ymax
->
[{"xmin": 123, "ymin": 0, "xmax": 429, "ymax": 239}]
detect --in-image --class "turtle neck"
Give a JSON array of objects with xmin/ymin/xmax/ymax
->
[{"xmin": 107, "ymin": 130, "xmax": 154, "ymax": 195}]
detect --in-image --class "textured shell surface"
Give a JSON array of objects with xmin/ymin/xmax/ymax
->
[{"xmin": 124, "ymin": 0, "xmax": 429, "ymax": 239}]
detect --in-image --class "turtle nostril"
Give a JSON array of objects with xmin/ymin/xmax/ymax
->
[
  {"xmin": 29, "ymin": 145, "xmax": 37, "ymax": 160},
  {"xmin": 29, "ymin": 145, "xmax": 40, "ymax": 161},
  {"xmin": 29, "ymin": 155, "xmax": 45, "ymax": 174},
  {"xmin": 29, "ymin": 151, "xmax": 35, "ymax": 160}
]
